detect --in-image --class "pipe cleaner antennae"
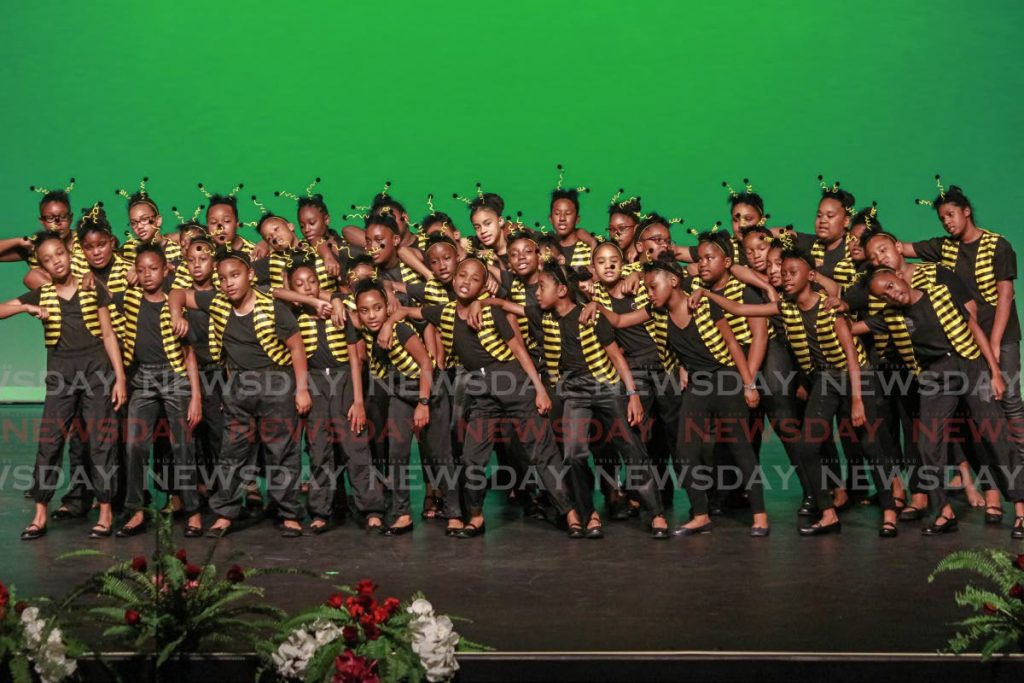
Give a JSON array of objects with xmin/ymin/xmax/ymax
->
[
  {"xmin": 576, "ymin": 185, "xmax": 590, "ymax": 194},
  {"xmin": 687, "ymin": 227, "xmax": 699, "ymax": 237},
  {"xmin": 668, "ymin": 217, "xmax": 684, "ymax": 225},
  {"xmin": 65, "ymin": 177, "xmax": 76, "ymax": 194},
  {"xmin": 115, "ymin": 188, "xmax": 132, "ymax": 200},
  {"xmin": 475, "ymin": 182, "xmax": 484, "ymax": 198},
  {"xmin": 426, "ymin": 194, "xmax": 436, "ymax": 214},
  {"xmin": 139, "ymin": 176, "xmax": 149, "ymax": 197},
  {"xmin": 935, "ymin": 174, "xmax": 945, "ymax": 199},
  {"xmin": 251, "ymin": 195, "xmax": 268, "ymax": 216},
  {"xmin": 743, "ymin": 178, "xmax": 754, "ymax": 194},
  {"xmin": 275, "ymin": 190, "xmax": 301, "ymax": 202},
  {"xmin": 452, "ymin": 192, "xmax": 472, "ymax": 206},
  {"xmin": 86, "ymin": 201, "xmax": 103, "ymax": 222},
  {"xmin": 30, "ymin": 177, "xmax": 76, "ymax": 196},
  {"xmin": 710, "ymin": 220, "xmax": 723, "ymax": 233},
  {"xmin": 228, "ymin": 182, "xmax": 244, "ymax": 198},
  {"xmin": 610, "ymin": 188, "xmax": 624, "ymax": 205},
  {"xmin": 722, "ymin": 180, "xmax": 739, "ymax": 198},
  {"xmin": 306, "ymin": 177, "xmax": 321, "ymax": 198},
  {"xmin": 817, "ymin": 175, "xmax": 840, "ymax": 193},
  {"xmin": 345, "ymin": 211, "xmax": 369, "ymax": 220},
  {"xmin": 864, "ymin": 201, "xmax": 878, "ymax": 230},
  {"xmin": 171, "ymin": 206, "xmax": 185, "ymax": 223},
  {"xmin": 193, "ymin": 204, "xmax": 204, "ymax": 222},
  {"xmin": 350, "ymin": 204, "xmax": 371, "ymax": 211},
  {"xmin": 380, "ymin": 181, "xmax": 391, "ymax": 197},
  {"xmin": 555, "ymin": 164, "xmax": 565, "ymax": 191},
  {"xmin": 197, "ymin": 183, "xmax": 213, "ymax": 199}
]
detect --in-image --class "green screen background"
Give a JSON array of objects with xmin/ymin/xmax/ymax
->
[{"xmin": 1, "ymin": 0, "xmax": 1021, "ymax": 401}]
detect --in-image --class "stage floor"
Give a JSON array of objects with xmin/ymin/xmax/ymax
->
[{"xmin": 0, "ymin": 403, "xmax": 1021, "ymax": 657}]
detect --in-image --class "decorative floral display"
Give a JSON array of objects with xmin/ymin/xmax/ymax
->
[{"xmin": 1, "ymin": 580, "xmax": 79, "ymax": 683}]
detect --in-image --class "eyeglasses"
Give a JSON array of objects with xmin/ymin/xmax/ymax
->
[
  {"xmin": 40, "ymin": 213, "xmax": 71, "ymax": 225},
  {"xmin": 129, "ymin": 215, "xmax": 157, "ymax": 229},
  {"xmin": 642, "ymin": 235, "xmax": 671, "ymax": 245}
]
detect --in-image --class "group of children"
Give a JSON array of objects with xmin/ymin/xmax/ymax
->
[{"xmin": 1, "ymin": 170, "xmax": 1022, "ymax": 542}]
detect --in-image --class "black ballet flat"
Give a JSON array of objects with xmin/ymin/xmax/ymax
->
[
  {"xmin": 89, "ymin": 524, "xmax": 112, "ymax": 539},
  {"xmin": 984, "ymin": 505, "xmax": 1004, "ymax": 524},
  {"xmin": 115, "ymin": 522, "xmax": 147, "ymax": 538},
  {"xmin": 1011, "ymin": 516, "xmax": 1024, "ymax": 540},
  {"xmin": 206, "ymin": 521, "xmax": 232, "ymax": 538},
  {"xmin": 797, "ymin": 496, "xmax": 818, "ymax": 518},
  {"xmin": 650, "ymin": 524, "xmax": 670, "ymax": 540},
  {"xmin": 457, "ymin": 522, "xmax": 485, "ymax": 539},
  {"xmin": 921, "ymin": 515, "xmax": 958, "ymax": 536},
  {"xmin": 898, "ymin": 506, "xmax": 925, "ymax": 522},
  {"xmin": 278, "ymin": 523, "xmax": 304, "ymax": 538},
  {"xmin": 21, "ymin": 524, "xmax": 47, "ymax": 541},
  {"xmin": 798, "ymin": 521, "xmax": 841, "ymax": 537},
  {"xmin": 567, "ymin": 523, "xmax": 585, "ymax": 539},
  {"xmin": 309, "ymin": 521, "xmax": 330, "ymax": 536},
  {"xmin": 749, "ymin": 526, "xmax": 771, "ymax": 538},
  {"xmin": 445, "ymin": 524, "xmax": 464, "ymax": 537},
  {"xmin": 184, "ymin": 525, "xmax": 203, "ymax": 538},
  {"xmin": 878, "ymin": 521, "xmax": 898, "ymax": 539},
  {"xmin": 585, "ymin": 525, "xmax": 604, "ymax": 539},
  {"xmin": 382, "ymin": 522, "xmax": 414, "ymax": 537},
  {"xmin": 50, "ymin": 508, "xmax": 80, "ymax": 521},
  {"xmin": 674, "ymin": 521, "xmax": 713, "ymax": 537}
]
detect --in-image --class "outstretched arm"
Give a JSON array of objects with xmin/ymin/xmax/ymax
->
[{"xmin": 697, "ymin": 289, "xmax": 780, "ymax": 318}]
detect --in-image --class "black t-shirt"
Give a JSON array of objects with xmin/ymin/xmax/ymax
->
[
  {"xmin": 19, "ymin": 286, "xmax": 110, "ymax": 356},
  {"xmin": 911, "ymin": 234, "xmax": 1020, "ymax": 343},
  {"xmin": 195, "ymin": 290, "xmax": 299, "ymax": 370},
  {"xmin": 524, "ymin": 303, "xmax": 616, "ymax": 379},
  {"xmin": 844, "ymin": 263, "xmax": 963, "ymax": 314},
  {"xmin": 607, "ymin": 294, "xmax": 660, "ymax": 368},
  {"xmin": 865, "ymin": 290, "xmax": 971, "ymax": 367},
  {"xmin": 794, "ymin": 232, "xmax": 847, "ymax": 281},
  {"xmin": 558, "ymin": 240, "xmax": 585, "ymax": 265},
  {"xmin": 133, "ymin": 298, "xmax": 172, "ymax": 365},
  {"xmin": 421, "ymin": 304, "xmax": 516, "ymax": 372},
  {"xmin": 362, "ymin": 321, "xmax": 418, "ymax": 377},
  {"xmin": 188, "ymin": 288, "xmax": 215, "ymax": 366},
  {"xmin": 307, "ymin": 317, "xmax": 345, "ymax": 370},
  {"xmin": 666, "ymin": 312, "xmax": 726, "ymax": 374}
]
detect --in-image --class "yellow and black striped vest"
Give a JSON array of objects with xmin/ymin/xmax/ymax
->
[
  {"xmin": 941, "ymin": 230, "xmax": 1000, "ymax": 306},
  {"xmin": 688, "ymin": 284, "xmax": 739, "ymax": 366},
  {"xmin": 811, "ymin": 234, "xmax": 858, "ymax": 287},
  {"xmin": 565, "ymin": 239, "xmax": 593, "ymax": 269},
  {"xmin": 267, "ymin": 251, "xmax": 292, "ymax": 291},
  {"xmin": 421, "ymin": 279, "xmax": 453, "ymax": 305},
  {"xmin": 399, "ymin": 261, "xmax": 424, "ymax": 286},
  {"xmin": 39, "ymin": 283, "xmax": 103, "ymax": 348},
  {"xmin": 122, "ymin": 237, "xmax": 183, "ymax": 265},
  {"xmin": 593, "ymin": 283, "xmax": 678, "ymax": 373},
  {"xmin": 868, "ymin": 263, "xmax": 941, "ymax": 356},
  {"xmin": 884, "ymin": 284, "xmax": 980, "ymax": 375},
  {"xmin": 120, "ymin": 288, "xmax": 187, "ymax": 375},
  {"xmin": 508, "ymin": 279, "xmax": 538, "ymax": 352},
  {"xmin": 207, "ymin": 290, "xmax": 292, "ymax": 366},
  {"xmin": 541, "ymin": 307, "xmax": 619, "ymax": 385},
  {"xmin": 779, "ymin": 292, "xmax": 867, "ymax": 373},
  {"xmin": 705, "ymin": 277, "xmax": 755, "ymax": 346},
  {"xmin": 361, "ymin": 323, "xmax": 422, "ymax": 379},
  {"xmin": 437, "ymin": 301, "xmax": 515, "ymax": 368},
  {"xmin": 298, "ymin": 240, "xmax": 340, "ymax": 292},
  {"xmin": 621, "ymin": 261, "xmax": 644, "ymax": 277},
  {"xmin": 297, "ymin": 313, "xmax": 349, "ymax": 364}
]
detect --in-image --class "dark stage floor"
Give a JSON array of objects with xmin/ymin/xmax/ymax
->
[{"xmin": 1, "ymin": 403, "xmax": 1022, "ymax": 659}]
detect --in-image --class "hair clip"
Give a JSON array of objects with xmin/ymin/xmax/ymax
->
[
  {"xmin": 30, "ymin": 177, "xmax": 76, "ymax": 195},
  {"xmin": 818, "ymin": 175, "xmax": 841, "ymax": 194}
]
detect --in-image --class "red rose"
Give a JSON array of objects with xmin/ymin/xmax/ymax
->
[
  {"xmin": 326, "ymin": 593, "xmax": 345, "ymax": 609},
  {"xmin": 0, "ymin": 581, "xmax": 8, "ymax": 608},
  {"xmin": 982, "ymin": 603, "xmax": 998, "ymax": 615},
  {"xmin": 175, "ymin": 549, "xmax": 188, "ymax": 564},
  {"xmin": 14, "ymin": 601, "xmax": 29, "ymax": 615},
  {"xmin": 355, "ymin": 580, "xmax": 378, "ymax": 596},
  {"xmin": 342, "ymin": 625, "xmax": 359, "ymax": 644},
  {"xmin": 382, "ymin": 597, "xmax": 400, "ymax": 616},
  {"xmin": 1015, "ymin": 554, "xmax": 1024, "ymax": 571},
  {"xmin": 130, "ymin": 556, "xmax": 148, "ymax": 573},
  {"xmin": 1010, "ymin": 584, "xmax": 1024, "ymax": 600},
  {"xmin": 333, "ymin": 649, "xmax": 379, "ymax": 683},
  {"xmin": 124, "ymin": 609, "xmax": 141, "ymax": 625},
  {"xmin": 362, "ymin": 622, "xmax": 381, "ymax": 641},
  {"xmin": 185, "ymin": 564, "xmax": 202, "ymax": 580},
  {"xmin": 372, "ymin": 606, "xmax": 390, "ymax": 624},
  {"xmin": 226, "ymin": 565, "xmax": 245, "ymax": 583}
]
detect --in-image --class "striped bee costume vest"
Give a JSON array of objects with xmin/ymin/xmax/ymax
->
[
  {"xmin": 422, "ymin": 279, "xmax": 453, "ymax": 305},
  {"xmin": 541, "ymin": 307, "xmax": 619, "ymax": 385},
  {"xmin": 621, "ymin": 261, "xmax": 644, "ymax": 276},
  {"xmin": 941, "ymin": 230, "xmax": 1000, "ymax": 305},
  {"xmin": 437, "ymin": 301, "xmax": 515, "ymax": 368},
  {"xmin": 811, "ymin": 234, "xmax": 858, "ymax": 287},
  {"xmin": 361, "ymin": 323, "xmax": 422, "ymax": 379},
  {"xmin": 120, "ymin": 288, "xmax": 187, "ymax": 375},
  {"xmin": 297, "ymin": 240, "xmax": 340, "ymax": 292},
  {"xmin": 566, "ymin": 239, "xmax": 593, "ymax": 269},
  {"xmin": 884, "ymin": 284, "xmax": 980, "ymax": 375},
  {"xmin": 688, "ymin": 286, "xmax": 741, "ymax": 367},
  {"xmin": 702, "ymin": 277, "xmax": 755, "ymax": 346},
  {"xmin": 868, "ymin": 263, "xmax": 941, "ymax": 356},
  {"xmin": 38, "ymin": 283, "xmax": 103, "ymax": 347},
  {"xmin": 778, "ymin": 292, "xmax": 867, "ymax": 374},
  {"xmin": 297, "ymin": 313, "xmax": 349, "ymax": 364},
  {"xmin": 207, "ymin": 290, "xmax": 291, "ymax": 366},
  {"xmin": 399, "ymin": 261, "xmax": 424, "ymax": 286},
  {"xmin": 593, "ymin": 283, "xmax": 678, "ymax": 373},
  {"xmin": 267, "ymin": 251, "xmax": 292, "ymax": 291}
]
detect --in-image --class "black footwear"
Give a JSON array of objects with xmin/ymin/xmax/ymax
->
[
  {"xmin": 797, "ymin": 496, "xmax": 818, "ymax": 518},
  {"xmin": 585, "ymin": 525, "xmax": 604, "ymax": 539},
  {"xmin": 750, "ymin": 526, "xmax": 771, "ymax": 538},
  {"xmin": 898, "ymin": 506, "xmax": 925, "ymax": 522},
  {"xmin": 921, "ymin": 515, "xmax": 958, "ymax": 536},
  {"xmin": 206, "ymin": 521, "xmax": 232, "ymax": 538},
  {"xmin": 650, "ymin": 522, "xmax": 670, "ymax": 540},
  {"xmin": 21, "ymin": 524, "xmax": 47, "ymax": 541},
  {"xmin": 89, "ymin": 524, "xmax": 112, "ymax": 539},
  {"xmin": 799, "ymin": 521, "xmax": 842, "ymax": 536},
  {"xmin": 382, "ymin": 522, "xmax": 414, "ymax": 537},
  {"xmin": 674, "ymin": 521, "xmax": 713, "ymax": 537},
  {"xmin": 835, "ymin": 498, "xmax": 853, "ymax": 513},
  {"xmin": 606, "ymin": 499, "xmax": 631, "ymax": 521},
  {"xmin": 1011, "ymin": 516, "xmax": 1024, "ymax": 540},
  {"xmin": 445, "ymin": 524, "xmax": 464, "ymax": 537},
  {"xmin": 309, "ymin": 521, "xmax": 330, "ymax": 536},
  {"xmin": 421, "ymin": 495, "xmax": 440, "ymax": 520},
  {"xmin": 984, "ymin": 505, "xmax": 1004, "ymax": 524},
  {"xmin": 457, "ymin": 522, "xmax": 485, "ymax": 539},
  {"xmin": 50, "ymin": 508, "xmax": 79, "ymax": 521},
  {"xmin": 184, "ymin": 525, "xmax": 203, "ymax": 538},
  {"xmin": 878, "ymin": 521, "xmax": 898, "ymax": 539},
  {"xmin": 115, "ymin": 522, "xmax": 147, "ymax": 538},
  {"xmin": 567, "ymin": 523, "xmax": 585, "ymax": 539},
  {"xmin": 279, "ymin": 522, "xmax": 303, "ymax": 538}
]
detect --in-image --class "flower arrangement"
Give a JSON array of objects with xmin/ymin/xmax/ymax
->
[
  {"xmin": 59, "ymin": 508, "xmax": 304, "ymax": 669},
  {"xmin": 260, "ymin": 579, "xmax": 488, "ymax": 683},
  {"xmin": 0, "ymin": 580, "xmax": 79, "ymax": 683},
  {"xmin": 929, "ymin": 549, "xmax": 1024, "ymax": 658}
]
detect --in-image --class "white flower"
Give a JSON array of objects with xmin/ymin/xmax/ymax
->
[
  {"xmin": 407, "ymin": 598, "xmax": 435, "ymax": 618},
  {"xmin": 272, "ymin": 619, "xmax": 343, "ymax": 680},
  {"xmin": 409, "ymin": 612, "xmax": 460, "ymax": 682},
  {"xmin": 19, "ymin": 613, "xmax": 77, "ymax": 683},
  {"xmin": 20, "ymin": 607, "xmax": 45, "ymax": 649}
]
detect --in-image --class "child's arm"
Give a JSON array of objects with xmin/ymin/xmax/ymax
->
[
  {"xmin": 285, "ymin": 332, "xmax": 312, "ymax": 416},
  {"xmin": 694, "ymin": 289, "xmax": 780, "ymax": 318},
  {"xmin": 719, "ymin": 318, "xmax": 759, "ymax": 409},
  {"xmin": 0, "ymin": 299, "xmax": 46, "ymax": 320},
  {"xmin": 347, "ymin": 340, "xmax": 368, "ymax": 434},
  {"xmin": 505, "ymin": 312, "xmax": 551, "ymax": 415},
  {"xmin": 603, "ymin": 340, "xmax": 644, "ymax": 426},
  {"xmin": 184, "ymin": 347, "xmax": 202, "ymax": 428},
  {"xmin": 403, "ymin": 331, "xmax": 434, "ymax": 430},
  {"xmin": 97, "ymin": 305, "xmax": 127, "ymax": 411},
  {"xmin": 835, "ymin": 316, "xmax": 865, "ymax": 427}
]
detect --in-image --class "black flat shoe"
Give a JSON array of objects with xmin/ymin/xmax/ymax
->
[
  {"xmin": 606, "ymin": 500, "xmax": 631, "ymax": 521},
  {"xmin": 383, "ymin": 523, "xmax": 414, "ymax": 537},
  {"xmin": 585, "ymin": 525, "xmax": 604, "ymax": 539},
  {"xmin": 184, "ymin": 525, "xmax": 203, "ymax": 538},
  {"xmin": 984, "ymin": 505, "xmax": 1004, "ymax": 524},
  {"xmin": 651, "ymin": 524, "xmax": 670, "ymax": 540},
  {"xmin": 279, "ymin": 523, "xmax": 303, "ymax": 538},
  {"xmin": 206, "ymin": 522, "xmax": 232, "ymax": 538},
  {"xmin": 567, "ymin": 523, "xmax": 585, "ymax": 539},
  {"xmin": 799, "ymin": 521, "xmax": 841, "ymax": 536},
  {"xmin": 50, "ymin": 508, "xmax": 79, "ymax": 521},
  {"xmin": 445, "ymin": 525, "xmax": 464, "ymax": 537},
  {"xmin": 89, "ymin": 524, "xmax": 112, "ymax": 539},
  {"xmin": 309, "ymin": 521, "xmax": 330, "ymax": 536},
  {"xmin": 457, "ymin": 522, "xmax": 485, "ymax": 538},
  {"xmin": 21, "ymin": 524, "xmax": 46, "ymax": 541},
  {"xmin": 878, "ymin": 521, "xmax": 898, "ymax": 538},
  {"xmin": 750, "ymin": 526, "xmax": 771, "ymax": 538},
  {"xmin": 1011, "ymin": 515, "xmax": 1024, "ymax": 540},
  {"xmin": 674, "ymin": 521, "xmax": 713, "ymax": 537},
  {"xmin": 898, "ymin": 506, "xmax": 925, "ymax": 522},
  {"xmin": 797, "ymin": 496, "xmax": 818, "ymax": 518},
  {"xmin": 921, "ymin": 515, "xmax": 958, "ymax": 536},
  {"xmin": 115, "ymin": 522, "xmax": 147, "ymax": 538}
]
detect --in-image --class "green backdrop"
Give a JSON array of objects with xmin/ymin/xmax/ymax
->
[{"xmin": 1, "ymin": 0, "xmax": 1021, "ymax": 400}]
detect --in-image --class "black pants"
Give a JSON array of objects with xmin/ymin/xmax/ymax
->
[
  {"xmin": 459, "ymin": 365, "xmax": 573, "ymax": 516},
  {"xmin": 209, "ymin": 369, "xmax": 302, "ymax": 520},
  {"xmin": 34, "ymin": 351, "xmax": 118, "ymax": 505},
  {"xmin": 193, "ymin": 365, "xmax": 224, "ymax": 486},
  {"xmin": 915, "ymin": 354, "xmax": 1023, "ymax": 512},
  {"xmin": 558, "ymin": 375, "xmax": 663, "ymax": 521},
  {"xmin": 369, "ymin": 371, "xmax": 459, "ymax": 521},
  {"xmin": 306, "ymin": 369, "xmax": 385, "ymax": 520},
  {"xmin": 123, "ymin": 365, "xmax": 200, "ymax": 514},
  {"xmin": 797, "ymin": 367, "xmax": 897, "ymax": 512},
  {"xmin": 674, "ymin": 369, "xmax": 765, "ymax": 516},
  {"xmin": 759, "ymin": 339, "xmax": 811, "ymax": 496}
]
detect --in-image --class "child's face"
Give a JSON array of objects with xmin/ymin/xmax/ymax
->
[
  {"xmin": 608, "ymin": 213, "xmax": 637, "ymax": 250},
  {"xmin": 207, "ymin": 203, "xmax": 239, "ymax": 246},
  {"xmin": 81, "ymin": 230, "xmax": 114, "ymax": 270},
  {"xmin": 869, "ymin": 271, "xmax": 912, "ymax": 306},
  {"xmin": 696, "ymin": 241, "xmax": 731, "ymax": 285},
  {"xmin": 426, "ymin": 243, "xmax": 457, "ymax": 283},
  {"xmin": 217, "ymin": 257, "xmax": 253, "ymax": 303},
  {"xmin": 38, "ymin": 200, "xmax": 73, "ymax": 236},
  {"xmin": 472, "ymin": 209, "xmax": 503, "ymax": 248},
  {"xmin": 644, "ymin": 270, "xmax": 676, "ymax": 309},
  {"xmin": 364, "ymin": 224, "xmax": 399, "ymax": 265},
  {"xmin": 349, "ymin": 263, "xmax": 376, "ymax": 285},
  {"xmin": 731, "ymin": 202, "xmax": 762, "ymax": 234},
  {"xmin": 452, "ymin": 259, "xmax": 487, "ymax": 302},
  {"xmin": 509, "ymin": 239, "xmax": 540, "ymax": 279},
  {"xmin": 815, "ymin": 198, "xmax": 849, "ymax": 244},
  {"xmin": 129, "ymin": 203, "xmax": 162, "ymax": 243},
  {"xmin": 260, "ymin": 217, "xmax": 296, "ymax": 252},
  {"xmin": 593, "ymin": 244, "xmax": 623, "ymax": 286},
  {"xmin": 135, "ymin": 252, "xmax": 166, "ymax": 293},
  {"xmin": 356, "ymin": 290, "xmax": 389, "ymax": 332},
  {"xmin": 298, "ymin": 205, "xmax": 328, "ymax": 243},
  {"xmin": 535, "ymin": 272, "xmax": 564, "ymax": 310},
  {"xmin": 781, "ymin": 257, "xmax": 812, "ymax": 296},
  {"xmin": 187, "ymin": 242, "xmax": 215, "ymax": 283},
  {"xmin": 743, "ymin": 232, "xmax": 771, "ymax": 273},
  {"xmin": 37, "ymin": 239, "xmax": 71, "ymax": 281},
  {"xmin": 766, "ymin": 247, "xmax": 784, "ymax": 288},
  {"xmin": 289, "ymin": 266, "xmax": 320, "ymax": 299}
]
